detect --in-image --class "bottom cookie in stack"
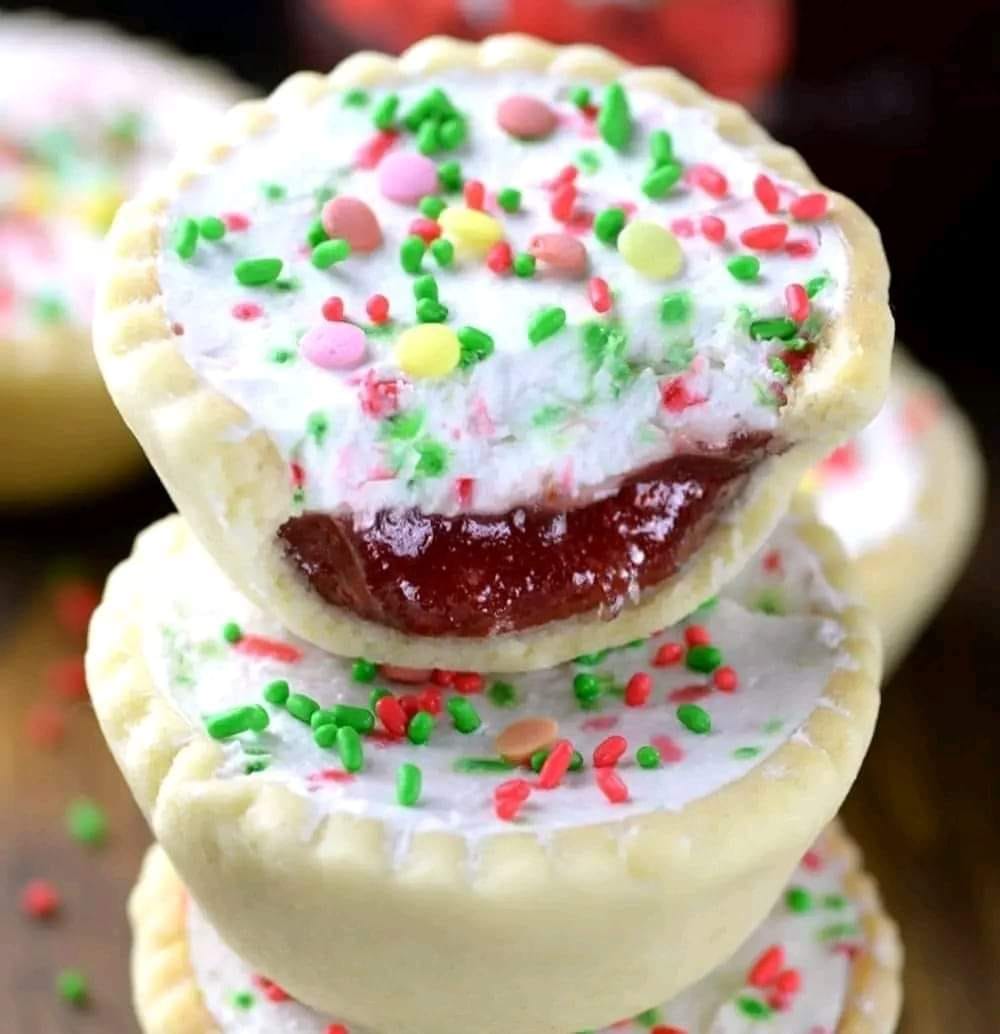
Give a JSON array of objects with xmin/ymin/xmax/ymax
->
[{"xmin": 129, "ymin": 821, "xmax": 902, "ymax": 1034}]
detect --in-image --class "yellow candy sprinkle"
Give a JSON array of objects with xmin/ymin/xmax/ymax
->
[
  {"xmin": 798, "ymin": 469, "xmax": 820, "ymax": 495},
  {"xmin": 395, "ymin": 324, "xmax": 460, "ymax": 379},
  {"xmin": 439, "ymin": 207, "xmax": 503, "ymax": 256},
  {"xmin": 617, "ymin": 220, "xmax": 684, "ymax": 280},
  {"xmin": 72, "ymin": 186, "xmax": 124, "ymax": 233}
]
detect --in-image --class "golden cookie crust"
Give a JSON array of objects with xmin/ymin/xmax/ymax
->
[{"xmin": 93, "ymin": 33, "xmax": 893, "ymax": 669}]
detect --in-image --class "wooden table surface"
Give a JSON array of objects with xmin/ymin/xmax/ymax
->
[{"xmin": 0, "ymin": 459, "xmax": 997, "ymax": 1034}]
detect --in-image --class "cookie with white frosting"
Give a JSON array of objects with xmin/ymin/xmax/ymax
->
[
  {"xmin": 129, "ymin": 822, "xmax": 903, "ymax": 1034},
  {"xmin": 94, "ymin": 34, "xmax": 892, "ymax": 669},
  {"xmin": 0, "ymin": 12, "xmax": 245, "ymax": 503},
  {"xmin": 88, "ymin": 507, "xmax": 880, "ymax": 1034},
  {"xmin": 805, "ymin": 348, "xmax": 983, "ymax": 669}
]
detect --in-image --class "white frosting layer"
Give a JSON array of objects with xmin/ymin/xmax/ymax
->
[
  {"xmin": 159, "ymin": 69, "xmax": 847, "ymax": 522},
  {"xmin": 0, "ymin": 17, "xmax": 236, "ymax": 340},
  {"xmin": 813, "ymin": 376, "xmax": 930, "ymax": 556},
  {"xmin": 187, "ymin": 830, "xmax": 866, "ymax": 1033},
  {"xmin": 146, "ymin": 517, "xmax": 850, "ymax": 845}
]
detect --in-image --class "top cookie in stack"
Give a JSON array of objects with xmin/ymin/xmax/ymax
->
[{"xmin": 94, "ymin": 35, "xmax": 892, "ymax": 671}]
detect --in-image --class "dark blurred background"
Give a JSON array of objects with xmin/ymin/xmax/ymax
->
[{"xmin": 1, "ymin": 1, "xmax": 998, "ymax": 1031}]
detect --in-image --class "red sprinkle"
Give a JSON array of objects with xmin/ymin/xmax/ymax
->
[
  {"xmin": 289, "ymin": 462, "xmax": 305, "ymax": 489},
  {"xmin": 624, "ymin": 672, "xmax": 652, "ymax": 707},
  {"xmin": 740, "ymin": 223, "xmax": 790, "ymax": 251},
  {"xmin": 651, "ymin": 1028, "xmax": 688, "ymax": 1034},
  {"xmin": 713, "ymin": 666, "xmax": 739, "ymax": 693},
  {"xmin": 495, "ymin": 794, "xmax": 524, "ymax": 822},
  {"xmin": 417, "ymin": 687, "xmax": 442, "ymax": 715},
  {"xmin": 399, "ymin": 693, "xmax": 421, "ymax": 719},
  {"xmin": 355, "ymin": 130, "xmax": 398, "ymax": 170},
  {"xmin": 308, "ymin": 768, "xmax": 357, "ymax": 784},
  {"xmin": 486, "ymin": 241, "xmax": 513, "ymax": 274},
  {"xmin": 668, "ymin": 684, "xmax": 712, "ymax": 704},
  {"xmin": 790, "ymin": 193, "xmax": 829, "ymax": 221},
  {"xmin": 454, "ymin": 476, "xmax": 475, "ymax": 507},
  {"xmin": 409, "ymin": 217, "xmax": 442, "ymax": 243},
  {"xmin": 803, "ymin": 849, "xmax": 824, "ymax": 871},
  {"xmin": 321, "ymin": 296, "xmax": 345, "ymax": 322},
  {"xmin": 785, "ymin": 238, "xmax": 816, "ymax": 259},
  {"xmin": 596, "ymin": 767, "xmax": 630, "ymax": 804},
  {"xmin": 52, "ymin": 580, "xmax": 100, "ymax": 637},
  {"xmin": 684, "ymin": 624, "xmax": 711, "ymax": 647},
  {"xmin": 785, "ymin": 283, "xmax": 810, "ymax": 323},
  {"xmin": 21, "ymin": 879, "xmax": 60, "ymax": 920},
  {"xmin": 552, "ymin": 164, "xmax": 578, "ymax": 187},
  {"xmin": 232, "ymin": 301, "xmax": 263, "ymax": 321},
  {"xmin": 537, "ymin": 739, "xmax": 574, "ymax": 789},
  {"xmin": 660, "ymin": 377, "xmax": 703, "ymax": 412},
  {"xmin": 550, "ymin": 183, "xmax": 577, "ymax": 222},
  {"xmin": 769, "ymin": 991, "xmax": 793, "ymax": 1012},
  {"xmin": 593, "ymin": 735, "xmax": 628, "ymax": 768},
  {"xmin": 45, "ymin": 656, "xmax": 87, "ymax": 700},
  {"xmin": 495, "ymin": 778, "xmax": 532, "ymax": 802},
  {"xmin": 252, "ymin": 975, "xmax": 291, "ymax": 1003},
  {"xmin": 453, "ymin": 672, "xmax": 484, "ymax": 694},
  {"xmin": 775, "ymin": 968, "xmax": 802, "ymax": 994},
  {"xmin": 366, "ymin": 294, "xmax": 390, "ymax": 324},
  {"xmin": 375, "ymin": 695, "xmax": 408, "ymax": 738},
  {"xmin": 234, "ymin": 635, "xmax": 303, "ymax": 664},
  {"xmin": 463, "ymin": 180, "xmax": 486, "ymax": 210},
  {"xmin": 754, "ymin": 174, "xmax": 781, "ymax": 213},
  {"xmin": 650, "ymin": 735, "xmax": 685, "ymax": 763},
  {"xmin": 749, "ymin": 945, "xmax": 786, "ymax": 988},
  {"xmin": 588, "ymin": 276, "xmax": 612, "ymax": 314},
  {"xmin": 222, "ymin": 212, "xmax": 250, "ymax": 232},
  {"xmin": 431, "ymin": 669, "xmax": 456, "ymax": 686},
  {"xmin": 359, "ymin": 372, "xmax": 400, "ymax": 417},
  {"xmin": 689, "ymin": 163, "xmax": 728, "ymax": 198},
  {"xmin": 700, "ymin": 215, "xmax": 726, "ymax": 243},
  {"xmin": 653, "ymin": 642, "xmax": 683, "ymax": 667},
  {"xmin": 25, "ymin": 704, "xmax": 66, "ymax": 748},
  {"xmin": 326, "ymin": 1026, "xmax": 350, "ymax": 1034},
  {"xmin": 763, "ymin": 549, "xmax": 784, "ymax": 573}
]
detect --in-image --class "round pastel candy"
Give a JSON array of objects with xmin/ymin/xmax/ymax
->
[
  {"xmin": 497, "ymin": 95, "xmax": 558, "ymax": 139},
  {"xmin": 300, "ymin": 322, "xmax": 367, "ymax": 370},
  {"xmin": 528, "ymin": 233, "xmax": 588, "ymax": 277},
  {"xmin": 321, "ymin": 196, "xmax": 382, "ymax": 253},
  {"xmin": 617, "ymin": 220, "xmax": 684, "ymax": 280},
  {"xmin": 395, "ymin": 324, "xmax": 460, "ymax": 379},
  {"xmin": 439, "ymin": 206, "xmax": 504, "ymax": 256},
  {"xmin": 378, "ymin": 152, "xmax": 439, "ymax": 204}
]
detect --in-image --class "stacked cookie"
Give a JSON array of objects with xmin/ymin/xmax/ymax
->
[{"xmin": 87, "ymin": 35, "xmax": 903, "ymax": 1033}]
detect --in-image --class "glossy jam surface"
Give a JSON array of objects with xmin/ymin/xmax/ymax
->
[{"xmin": 280, "ymin": 437, "xmax": 772, "ymax": 636}]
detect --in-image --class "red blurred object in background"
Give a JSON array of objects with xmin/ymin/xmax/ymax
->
[{"xmin": 303, "ymin": 0, "xmax": 793, "ymax": 107}]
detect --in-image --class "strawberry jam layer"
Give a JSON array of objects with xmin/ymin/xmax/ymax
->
[{"xmin": 279, "ymin": 436, "xmax": 773, "ymax": 638}]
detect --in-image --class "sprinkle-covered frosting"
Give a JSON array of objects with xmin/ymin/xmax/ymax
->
[
  {"xmin": 809, "ymin": 375, "xmax": 936, "ymax": 556},
  {"xmin": 186, "ymin": 829, "xmax": 868, "ymax": 1033},
  {"xmin": 0, "ymin": 18, "xmax": 237, "ymax": 342},
  {"xmin": 159, "ymin": 70, "xmax": 847, "ymax": 523},
  {"xmin": 146, "ymin": 516, "xmax": 850, "ymax": 845}
]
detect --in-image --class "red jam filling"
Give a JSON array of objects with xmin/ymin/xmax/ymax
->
[{"xmin": 279, "ymin": 436, "xmax": 774, "ymax": 638}]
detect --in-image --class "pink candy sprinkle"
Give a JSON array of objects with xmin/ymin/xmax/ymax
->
[
  {"xmin": 232, "ymin": 301, "xmax": 262, "ymax": 321},
  {"xmin": 670, "ymin": 217, "xmax": 696, "ymax": 238},
  {"xmin": 497, "ymin": 95, "xmax": 558, "ymax": 139},
  {"xmin": 529, "ymin": 232, "xmax": 588, "ymax": 276},
  {"xmin": 378, "ymin": 151, "xmax": 438, "ymax": 204},
  {"xmin": 322, "ymin": 196, "xmax": 383, "ymax": 252},
  {"xmin": 301, "ymin": 322, "xmax": 367, "ymax": 370}
]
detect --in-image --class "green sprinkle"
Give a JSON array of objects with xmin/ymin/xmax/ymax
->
[
  {"xmin": 733, "ymin": 746, "xmax": 762, "ymax": 760},
  {"xmin": 430, "ymin": 237, "xmax": 454, "ymax": 267},
  {"xmin": 642, "ymin": 161, "xmax": 682, "ymax": 198},
  {"xmin": 414, "ymin": 439, "xmax": 449, "ymax": 477},
  {"xmin": 199, "ymin": 216, "xmax": 226, "ymax": 241},
  {"xmin": 649, "ymin": 129, "xmax": 674, "ymax": 165},
  {"xmin": 307, "ymin": 219, "xmax": 329, "ymax": 247},
  {"xmin": 569, "ymin": 85, "xmax": 592, "ymax": 109},
  {"xmin": 806, "ymin": 275, "xmax": 829, "ymax": 297},
  {"xmin": 636, "ymin": 745, "xmax": 661, "ymax": 769},
  {"xmin": 313, "ymin": 723, "xmax": 339, "ymax": 749},
  {"xmin": 343, "ymin": 87, "xmax": 369, "ymax": 107},
  {"xmin": 636, "ymin": 1007, "xmax": 662, "ymax": 1026},
  {"xmin": 333, "ymin": 705, "xmax": 375, "ymax": 734},
  {"xmin": 336, "ymin": 725, "xmax": 364, "ymax": 773},
  {"xmin": 307, "ymin": 411, "xmax": 329, "ymax": 444},
  {"xmin": 438, "ymin": 116, "xmax": 467, "ymax": 150},
  {"xmin": 373, "ymin": 93, "xmax": 399, "ymax": 130},
  {"xmin": 416, "ymin": 297, "xmax": 449, "ymax": 322},
  {"xmin": 275, "ymin": 276, "xmax": 300, "ymax": 293},
  {"xmin": 457, "ymin": 326, "xmax": 495, "ymax": 368},
  {"xmin": 437, "ymin": 159, "xmax": 463, "ymax": 192},
  {"xmin": 497, "ymin": 187, "xmax": 522, "ymax": 213},
  {"xmin": 260, "ymin": 181, "xmax": 286, "ymax": 201},
  {"xmin": 786, "ymin": 886, "xmax": 814, "ymax": 913},
  {"xmin": 286, "ymin": 693, "xmax": 319, "ymax": 723},
  {"xmin": 677, "ymin": 703, "xmax": 712, "ymax": 735},
  {"xmin": 172, "ymin": 217, "xmax": 198, "ymax": 260},
  {"xmin": 263, "ymin": 679, "xmax": 290, "ymax": 705},
  {"xmin": 383, "ymin": 409, "xmax": 424, "ymax": 440},
  {"xmin": 352, "ymin": 658, "xmax": 378, "ymax": 683},
  {"xmin": 269, "ymin": 347, "xmax": 296, "ymax": 365},
  {"xmin": 311, "ymin": 708, "xmax": 338, "ymax": 730},
  {"xmin": 575, "ymin": 649, "xmax": 611, "ymax": 666},
  {"xmin": 660, "ymin": 291, "xmax": 692, "ymax": 325},
  {"xmin": 407, "ymin": 710, "xmax": 435, "ymax": 745},
  {"xmin": 447, "ymin": 697, "xmax": 482, "ymax": 734},
  {"xmin": 66, "ymin": 799, "xmax": 107, "ymax": 846},
  {"xmin": 369, "ymin": 687, "xmax": 391, "ymax": 710},
  {"xmin": 454, "ymin": 757, "xmax": 516, "ymax": 773},
  {"xmin": 417, "ymin": 119, "xmax": 440, "ymax": 155},
  {"xmin": 108, "ymin": 109, "xmax": 144, "ymax": 145},
  {"xmin": 419, "ymin": 195, "xmax": 446, "ymax": 218},
  {"xmin": 528, "ymin": 306, "xmax": 567, "ymax": 345},
  {"xmin": 487, "ymin": 680, "xmax": 517, "ymax": 707},
  {"xmin": 686, "ymin": 644, "xmax": 723, "ymax": 673},
  {"xmin": 312, "ymin": 238, "xmax": 351, "ymax": 269},
  {"xmin": 820, "ymin": 921, "xmax": 860, "ymax": 941},
  {"xmin": 400, "ymin": 235, "xmax": 426, "ymax": 274},
  {"xmin": 769, "ymin": 356, "xmax": 791, "ymax": 380},
  {"xmin": 573, "ymin": 672, "xmax": 602, "ymax": 706},
  {"xmin": 750, "ymin": 317, "xmax": 798, "ymax": 341},
  {"xmin": 532, "ymin": 404, "xmax": 566, "ymax": 428},
  {"xmin": 245, "ymin": 758, "xmax": 269, "ymax": 774},
  {"xmin": 736, "ymin": 996, "xmax": 772, "ymax": 1020},
  {"xmin": 56, "ymin": 968, "xmax": 88, "ymax": 1007},
  {"xmin": 824, "ymin": 893, "xmax": 848, "ymax": 911},
  {"xmin": 755, "ymin": 589, "xmax": 784, "ymax": 615},
  {"xmin": 695, "ymin": 595, "xmax": 719, "ymax": 614},
  {"xmin": 232, "ymin": 990, "xmax": 255, "ymax": 1010},
  {"xmin": 204, "ymin": 705, "xmax": 269, "ymax": 740},
  {"xmin": 727, "ymin": 255, "xmax": 761, "ymax": 282},
  {"xmin": 234, "ymin": 257, "xmax": 283, "ymax": 286},
  {"xmin": 597, "ymin": 82, "xmax": 632, "ymax": 151},
  {"xmin": 664, "ymin": 338, "xmax": 695, "ymax": 372},
  {"xmin": 397, "ymin": 762, "xmax": 423, "ymax": 806},
  {"xmin": 413, "ymin": 274, "xmax": 439, "ymax": 301},
  {"xmin": 32, "ymin": 293, "xmax": 66, "ymax": 324},
  {"xmin": 594, "ymin": 206, "xmax": 626, "ymax": 244},
  {"xmin": 513, "ymin": 253, "xmax": 536, "ymax": 278}
]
